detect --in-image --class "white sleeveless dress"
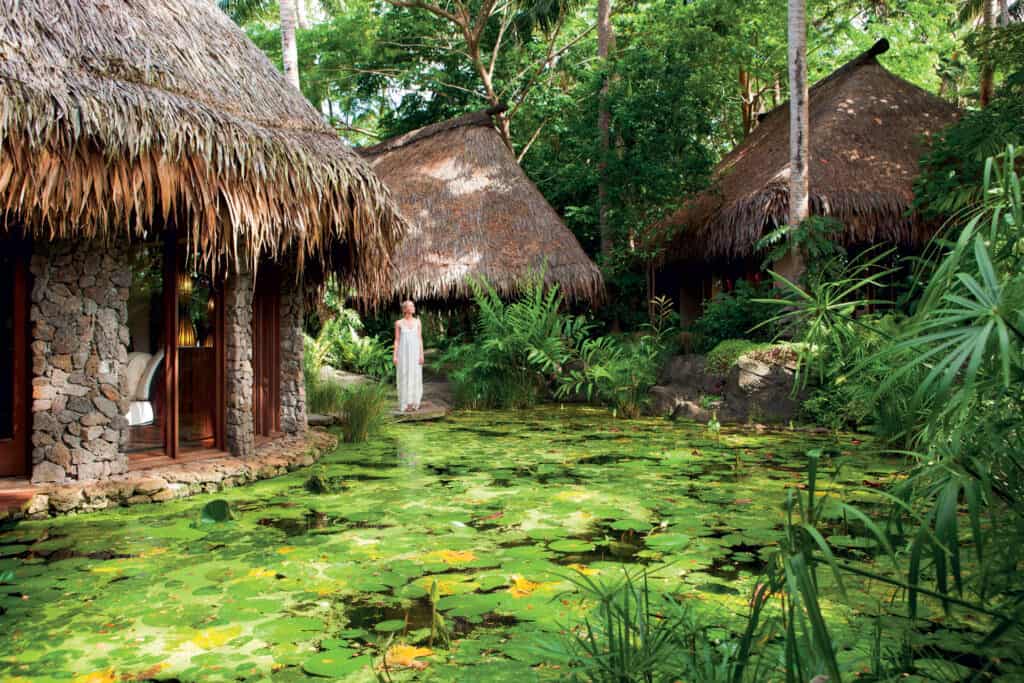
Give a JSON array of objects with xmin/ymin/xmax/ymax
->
[{"xmin": 396, "ymin": 318, "xmax": 423, "ymax": 410}]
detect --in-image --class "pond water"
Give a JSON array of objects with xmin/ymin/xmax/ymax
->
[{"xmin": 0, "ymin": 407, "xmax": 966, "ymax": 681}]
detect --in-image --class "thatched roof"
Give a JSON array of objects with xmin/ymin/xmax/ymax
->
[
  {"xmin": 0, "ymin": 0, "xmax": 406, "ymax": 299},
  {"xmin": 660, "ymin": 39, "xmax": 959, "ymax": 265},
  {"xmin": 360, "ymin": 108, "xmax": 604, "ymax": 303}
]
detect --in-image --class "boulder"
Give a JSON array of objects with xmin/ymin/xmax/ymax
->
[
  {"xmin": 659, "ymin": 355, "xmax": 726, "ymax": 395},
  {"xmin": 723, "ymin": 353, "xmax": 802, "ymax": 423},
  {"xmin": 670, "ymin": 400, "xmax": 713, "ymax": 423},
  {"xmin": 646, "ymin": 355, "xmax": 727, "ymax": 417},
  {"xmin": 307, "ymin": 413, "xmax": 337, "ymax": 427}
]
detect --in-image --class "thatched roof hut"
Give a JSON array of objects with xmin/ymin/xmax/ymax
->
[
  {"xmin": 660, "ymin": 39, "xmax": 959, "ymax": 265},
  {"xmin": 360, "ymin": 108, "xmax": 604, "ymax": 303},
  {"xmin": 0, "ymin": 0, "xmax": 406, "ymax": 299}
]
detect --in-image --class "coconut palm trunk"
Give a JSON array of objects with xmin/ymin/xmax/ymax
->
[
  {"xmin": 597, "ymin": 0, "xmax": 614, "ymax": 262},
  {"xmin": 778, "ymin": 0, "xmax": 809, "ymax": 281},
  {"xmin": 980, "ymin": 0, "xmax": 996, "ymax": 106},
  {"xmin": 280, "ymin": 0, "xmax": 300, "ymax": 90}
]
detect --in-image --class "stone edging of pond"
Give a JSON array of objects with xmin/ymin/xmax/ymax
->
[{"xmin": 6, "ymin": 430, "xmax": 338, "ymax": 521}]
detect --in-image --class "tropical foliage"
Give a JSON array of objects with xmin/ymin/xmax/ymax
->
[
  {"xmin": 690, "ymin": 280, "xmax": 777, "ymax": 354},
  {"xmin": 438, "ymin": 276, "xmax": 591, "ymax": 409}
]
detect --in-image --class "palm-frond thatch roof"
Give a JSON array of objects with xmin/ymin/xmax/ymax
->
[
  {"xmin": 359, "ymin": 108, "xmax": 604, "ymax": 303},
  {"xmin": 0, "ymin": 0, "xmax": 406, "ymax": 299},
  {"xmin": 660, "ymin": 39, "xmax": 959, "ymax": 265}
]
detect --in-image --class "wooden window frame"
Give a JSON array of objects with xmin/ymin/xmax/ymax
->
[{"xmin": 0, "ymin": 241, "xmax": 30, "ymax": 477}]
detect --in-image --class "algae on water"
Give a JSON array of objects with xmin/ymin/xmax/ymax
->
[{"xmin": 0, "ymin": 408, "xmax": 969, "ymax": 682}]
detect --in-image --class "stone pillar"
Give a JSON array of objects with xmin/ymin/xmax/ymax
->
[
  {"xmin": 279, "ymin": 276, "xmax": 307, "ymax": 435},
  {"xmin": 29, "ymin": 241, "xmax": 131, "ymax": 484},
  {"xmin": 224, "ymin": 270, "xmax": 255, "ymax": 458}
]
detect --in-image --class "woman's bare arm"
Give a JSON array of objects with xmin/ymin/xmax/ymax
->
[
  {"xmin": 418, "ymin": 318, "xmax": 425, "ymax": 365},
  {"xmin": 393, "ymin": 320, "xmax": 400, "ymax": 364}
]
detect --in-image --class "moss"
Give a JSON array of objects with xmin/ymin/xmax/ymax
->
[{"xmin": 705, "ymin": 339, "xmax": 769, "ymax": 375}]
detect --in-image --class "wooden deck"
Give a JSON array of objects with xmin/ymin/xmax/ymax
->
[{"xmin": 0, "ymin": 478, "xmax": 35, "ymax": 516}]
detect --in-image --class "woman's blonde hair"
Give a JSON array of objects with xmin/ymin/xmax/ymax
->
[{"xmin": 401, "ymin": 299, "xmax": 415, "ymax": 312}]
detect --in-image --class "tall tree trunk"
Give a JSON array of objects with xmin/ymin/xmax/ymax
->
[
  {"xmin": 780, "ymin": 0, "xmax": 809, "ymax": 282},
  {"xmin": 280, "ymin": 0, "xmax": 300, "ymax": 91},
  {"xmin": 296, "ymin": 0, "xmax": 311, "ymax": 30},
  {"xmin": 787, "ymin": 0, "xmax": 809, "ymax": 225},
  {"xmin": 597, "ymin": 0, "xmax": 614, "ymax": 263},
  {"xmin": 998, "ymin": 0, "xmax": 1010, "ymax": 26},
  {"xmin": 740, "ymin": 68, "xmax": 754, "ymax": 137},
  {"xmin": 980, "ymin": 0, "xmax": 996, "ymax": 107}
]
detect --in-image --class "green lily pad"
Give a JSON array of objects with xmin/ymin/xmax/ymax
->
[
  {"xmin": 526, "ymin": 528, "xmax": 569, "ymax": 541},
  {"xmin": 374, "ymin": 619, "xmax": 407, "ymax": 633},
  {"xmin": 644, "ymin": 533, "xmax": 691, "ymax": 551},
  {"xmin": 548, "ymin": 539, "xmax": 595, "ymax": 553},
  {"xmin": 609, "ymin": 519, "xmax": 652, "ymax": 532},
  {"xmin": 302, "ymin": 650, "xmax": 373, "ymax": 677}
]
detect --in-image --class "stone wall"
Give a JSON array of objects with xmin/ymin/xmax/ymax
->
[
  {"xmin": 279, "ymin": 276, "xmax": 307, "ymax": 435},
  {"xmin": 29, "ymin": 241, "xmax": 130, "ymax": 484},
  {"xmin": 224, "ymin": 270, "xmax": 255, "ymax": 458},
  {"xmin": 11, "ymin": 430, "xmax": 337, "ymax": 521},
  {"xmin": 25, "ymin": 242, "xmax": 306, "ymax": 480}
]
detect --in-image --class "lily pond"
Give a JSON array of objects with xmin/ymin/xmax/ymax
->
[{"xmin": 0, "ymin": 408, "xmax": 993, "ymax": 681}]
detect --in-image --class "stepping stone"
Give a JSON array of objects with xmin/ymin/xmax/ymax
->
[
  {"xmin": 307, "ymin": 413, "xmax": 338, "ymax": 427},
  {"xmin": 389, "ymin": 401, "xmax": 448, "ymax": 422}
]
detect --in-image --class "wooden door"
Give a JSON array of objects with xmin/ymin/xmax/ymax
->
[
  {"xmin": 0, "ymin": 245, "xmax": 29, "ymax": 477},
  {"xmin": 252, "ymin": 269, "xmax": 281, "ymax": 437}
]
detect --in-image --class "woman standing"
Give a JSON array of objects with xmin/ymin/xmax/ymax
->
[{"xmin": 393, "ymin": 300, "xmax": 424, "ymax": 412}]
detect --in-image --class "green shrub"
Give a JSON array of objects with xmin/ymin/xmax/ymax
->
[
  {"xmin": 689, "ymin": 280, "xmax": 775, "ymax": 353},
  {"xmin": 440, "ymin": 275, "xmax": 590, "ymax": 409},
  {"xmin": 555, "ymin": 297, "xmax": 678, "ymax": 418},
  {"xmin": 339, "ymin": 382, "xmax": 390, "ymax": 443}
]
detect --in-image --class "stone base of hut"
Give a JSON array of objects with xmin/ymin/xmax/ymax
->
[
  {"xmin": 5, "ymin": 238, "xmax": 309, "ymax": 486},
  {"xmin": 5, "ymin": 429, "xmax": 336, "ymax": 520}
]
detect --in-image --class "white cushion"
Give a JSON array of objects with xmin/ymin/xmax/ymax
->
[
  {"xmin": 125, "ymin": 352, "xmax": 152, "ymax": 401},
  {"xmin": 126, "ymin": 401, "xmax": 154, "ymax": 427}
]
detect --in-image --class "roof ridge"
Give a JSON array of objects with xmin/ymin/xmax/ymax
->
[
  {"xmin": 756, "ymin": 38, "xmax": 890, "ymax": 125},
  {"xmin": 359, "ymin": 105, "xmax": 507, "ymax": 157}
]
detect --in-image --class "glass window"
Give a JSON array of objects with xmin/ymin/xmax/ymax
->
[
  {"xmin": 178, "ymin": 263, "xmax": 220, "ymax": 451},
  {"xmin": 125, "ymin": 245, "xmax": 166, "ymax": 454}
]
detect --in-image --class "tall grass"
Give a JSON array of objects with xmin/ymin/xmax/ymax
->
[{"xmin": 339, "ymin": 381, "xmax": 390, "ymax": 443}]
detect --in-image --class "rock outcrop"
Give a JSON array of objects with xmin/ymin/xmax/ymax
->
[{"xmin": 648, "ymin": 347, "xmax": 802, "ymax": 423}]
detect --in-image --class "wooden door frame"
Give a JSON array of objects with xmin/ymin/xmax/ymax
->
[
  {"xmin": 156, "ymin": 231, "xmax": 227, "ymax": 459},
  {"xmin": 0, "ymin": 242, "xmax": 30, "ymax": 477}
]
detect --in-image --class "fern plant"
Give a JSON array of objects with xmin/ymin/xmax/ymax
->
[
  {"xmin": 554, "ymin": 297, "xmax": 678, "ymax": 417},
  {"xmin": 440, "ymin": 274, "xmax": 590, "ymax": 408}
]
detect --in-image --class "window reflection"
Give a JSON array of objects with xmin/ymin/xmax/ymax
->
[
  {"xmin": 178, "ymin": 267, "xmax": 219, "ymax": 450},
  {"xmin": 125, "ymin": 245, "xmax": 166, "ymax": 454}
]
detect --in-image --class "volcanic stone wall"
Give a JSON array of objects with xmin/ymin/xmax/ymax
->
[
  {"xmin": 279, "ymin": 275, "xmax": 307, "ymax": 435},
  {"xmin": 29, "ymin": 241, "xmax": 131, "ymax": 484},
  {"xmin": 224, "ymin": 270, "xmax": 255, "ymax": 458},
  {"xmin": 26, "ymin": 243, "xmax": 304, "ymax": 483}
]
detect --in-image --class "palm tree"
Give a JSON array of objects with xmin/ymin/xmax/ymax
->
[
  {"xmin": 280, "ymin": 0, "xmax": 300, "ymax": 90},
  {"xmin": 980, "ymin": 0, "xmax": 996, "ymax": 105},
  {"xmin": 787, "ymin": 1, "xmax": 809, "ymax": 221},
  {"xmin": 597, "ymin": 0, "xmax": 613, "ymax": 262},
  {"xmin": 778, "ymin": 0, "xmax": 809, "ymax": 280}
]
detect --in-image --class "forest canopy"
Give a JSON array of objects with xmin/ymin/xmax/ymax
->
[{"xmin": 223, "ymin": 0, "xmax": 1015, "ymax": 322}]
